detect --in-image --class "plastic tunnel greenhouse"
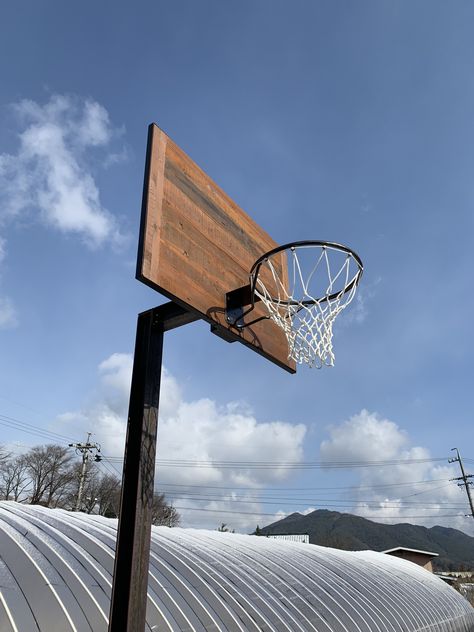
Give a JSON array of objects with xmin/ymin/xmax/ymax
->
[{"xmin": 0, "ymin": 501, "xmax": 472, "ymax": 631}]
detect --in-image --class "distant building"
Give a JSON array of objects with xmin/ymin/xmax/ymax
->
[
  {"xmin": 383, "ymin": 546, "xmax": 439, "ymax": 572},
  {"xmin": 266, "ymin": 533, "xmax": 309, "ymax": 544}
]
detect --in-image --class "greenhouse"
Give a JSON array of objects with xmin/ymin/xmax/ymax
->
[{"xmin": 0, "ymin": 501, "xmax": 472, "ymax": 631}]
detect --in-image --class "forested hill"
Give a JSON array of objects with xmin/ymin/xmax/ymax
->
[{"xmin": 259, "ymin": 510, "xmax": 474, "ymax": 571}]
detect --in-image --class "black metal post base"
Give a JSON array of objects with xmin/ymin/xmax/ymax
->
[{"xmin": 108, "ymin": 302, "xmax": 197, "ymax": 632}]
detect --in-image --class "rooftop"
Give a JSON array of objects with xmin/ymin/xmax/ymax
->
[{"xmin": 383, "ymin": 546, "xmax": 439, "ymax": 557}]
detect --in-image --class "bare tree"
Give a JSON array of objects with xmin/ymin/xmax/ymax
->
[
  {"xmin": 66, "ymin": 464, "xmax": 121, "ymax": 516},
  {"xmin": 61, "ymin": 461, "xmax": 96, "ymax": 512},
  {"xmin": 0, "ymin": 446, "xmax": 11, "ymax": 467},
  {"xmin": 151, "ymin": 492, "xmax": 180, "ymax": 527},
  {"xmin": 454, "ymin": 578, "xmax": 474, "ymax": 607},
  {"xmin": 0, "ymin": 443, "xmax": 181, "ymax": 527},
  {"xmin": 0, "ymin": 455, "xmax": 29, "ymax": 502},
  {"xmin": 25, "ymin": 445, "xmax": 74, "ymax": 507},
  {"xmin": 78, "ymin": 465, "xmax": 101, "ymax": 514},
  {"xmin": 88, "ymin": 471, "xmax": 121, "ymax": 517}
]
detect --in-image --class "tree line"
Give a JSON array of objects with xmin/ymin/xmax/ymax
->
[{"xmin": 0, "ymin": 443, "xmax": 179, "ymax": 526}]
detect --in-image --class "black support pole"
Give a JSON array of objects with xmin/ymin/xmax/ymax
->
[{"xmin": 108, "ymin": 302, "xmax": 198, "ymax": 632}]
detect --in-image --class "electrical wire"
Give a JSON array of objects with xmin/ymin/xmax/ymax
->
[
  {"xmin": 96, "ymin": 458, "xmax": 122, "ymax": 478},
  {"xmin": 165, "ymin": 505, "xmax": 467, "ymax": 519},
  {"xmin": 154, "ymin": 478, "xmax": 452, "ymax": 493},
  {"xmin": 397, "ymin": 482, "xmax": 456, "ymax": 499},
  {"xmin": 103, "ymin": 455, "xmax": 454, "ymax": 470},
  {"xmin": 0, "ymin": 413, "xmax": 79, "ymax": 444},
  {"xmin": 152, "ymin": 494, "xmax": 469, "ymax": 510},
  {"xmin": 0, "ymin": 409, "xmax": 470, "ymax": 529},
  {"xmin": 153, "ymin": 485, "xmax": 467, "ymax": 507}
]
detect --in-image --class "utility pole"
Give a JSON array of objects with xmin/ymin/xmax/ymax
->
[
  {"xmin": 449, "ymin": 447, "xmax": 474, "ymax": 519},
  {"xmin": 69, "ymin": 433, "xmax": 101, "ymax": 511}
]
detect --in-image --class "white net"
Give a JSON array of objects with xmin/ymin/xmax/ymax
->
[{"xmin": 251, "ymin": 243, "xmax": 362, "ymax": 368}]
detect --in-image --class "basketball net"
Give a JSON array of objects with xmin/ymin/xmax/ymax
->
[{"xmin": 252, "ymin": 245, "xmax": 361, "ymax": 368}]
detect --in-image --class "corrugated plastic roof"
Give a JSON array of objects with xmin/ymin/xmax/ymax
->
[{"xmin": 0, "ymin": 501, "xmax": 473, "ymax": 631}]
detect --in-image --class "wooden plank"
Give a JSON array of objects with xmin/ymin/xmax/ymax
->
[
  {"xmin": 165, "ymin": 138, "xmax": 285, "ymax": 274},
  {"xmin": 140, "ymin": 127, "xmax": 167, "ymax": 283},
  {"xmin": 162, "ymin": 171, "xmax": 286, "ymax": 285},
  {"xmin": 137, "ymin": 123, "xmax": 295, "ymax": 373}
]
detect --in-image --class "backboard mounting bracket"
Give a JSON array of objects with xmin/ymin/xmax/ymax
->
[{"xmin": 225, "ymin": 285, "xmax": 264, "ymax": 329}]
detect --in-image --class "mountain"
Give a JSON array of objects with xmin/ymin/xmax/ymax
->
[{"xmin": 259, "ymin": 510, "xmax": 474, "ymax": 571}]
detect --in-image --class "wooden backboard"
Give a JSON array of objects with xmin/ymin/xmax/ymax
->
[{"xmin": 137, "ymin": 124, "xmax": 295, "ymax": 373}]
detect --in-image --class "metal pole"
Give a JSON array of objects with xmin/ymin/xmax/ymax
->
[{"xmin": 108, "ymin": 302, "xmax": 197, "ymax": 632}]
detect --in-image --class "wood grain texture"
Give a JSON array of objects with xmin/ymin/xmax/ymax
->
[{"xmin": 137, "ymin": 123, "xmax": 295, "ymax": 373}]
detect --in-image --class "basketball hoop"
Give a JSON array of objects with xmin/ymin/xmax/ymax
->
[{"xmin": 248, "ymin": 241, "xmax": 363, "ymax": 368}]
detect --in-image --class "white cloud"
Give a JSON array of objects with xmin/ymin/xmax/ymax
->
[
  {"xmin": 57, "ymin": 353, "xmax": 307, "ymax": 531},
  {"xmin": 76, "ymin": 100, "xmax": 114, "ymax": 147},
  {"xmin": 103, "ymin": 147, "xmax": 129, "ymax": 168},
  {"xmin": 0, "ymin": 296, "xmax": 18, "ymax": 329},
  {"xmin": 0, "ymin": 237, "xmax": 17, "ymax": 328},
  {"xmin": 319, "ymin": 409, "xmax": 472, "ymax": 535},
  {"xmin": 321, "ymin": 409, "xmax": 408, "ymax": 462},
  {"xmin": 97, "ymin": 353, "xmax": 133, "ymax": 412},
  {"xmin": 340, "ymin": 277, "xmax": 381, "ymax": 326},
  {"xmin": 0, "ymin": 94, "xmax": 125, "ymax": 247},
  {"xmin": 0, "ymin": 237, "xmax": 16, "ymax": 328},
  {"xmin": 0, "ymin": 237, "xmax": 6, "ymax": 264}
]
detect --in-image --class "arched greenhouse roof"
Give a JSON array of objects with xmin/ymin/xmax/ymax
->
[{"xmin": 0, "ymin": 501, "xmax": 472, "ymax": 631}]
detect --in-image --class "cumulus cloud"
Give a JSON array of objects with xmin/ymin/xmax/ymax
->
[
  {"xmin": 319, "ymin": 409, "xmax": 472, "ymax": 534},
  {"xmin": 321, "ymin": 409, "xmax": 408, "ymax": 462},
  {"xmin": 58, "ymin": 353, "xmax": 307, "ymax": 531},
  {"xmin": 0, "ymin": 94, "xmax": 125, "ymax": 247}
]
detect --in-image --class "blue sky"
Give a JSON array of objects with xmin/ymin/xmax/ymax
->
[{"xmin": 1, "ymin": 1, "xmax": 474, "ymax": 533}]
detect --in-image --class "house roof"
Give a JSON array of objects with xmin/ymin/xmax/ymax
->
[{"xmin": 383, "ymin": 546, "xmax": 439, "ymax": 557}]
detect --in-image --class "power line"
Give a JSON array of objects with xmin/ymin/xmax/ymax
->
[
  {"xmin": 100, "ymin": 456, "xmax": 123, "ymax": 477},
  {"xmin": 0, "ymin": 412, "xmax": 79, "ymax": 444},
  {"xmin": 96, "ymin": 458, "xmax": 122, "ymax": 478},
  {"xmin": 104, "ymin": 456, "xmax": 453, "ymax": 470},
  {"xmin": 397, "ymin": 482, "xmax": 455, "ymax": 499},
  {"xmin": 154, "ymin": 478, "xmax": 451, "ymax": 493},
  {"xmin": 151, "ymin": 479, "xmax": 463, "ymax": 514},
  {"xmin": 153, "ymin": 494, "xmax": 469, "ymax": 510},
  {"xmin": 159, "ymin": 494, "xmax": 467, "ymax": 508},
  {"xmin": 0, "ymin": 410, "xmax": 467, "ymax": 525},
  {"xmin": 166, "ymin": 505, "xmax": 467, "ymax": 519},
  {"xmin": 154, "ymin": 486, "xmax": 467, "ymax": 507}
]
